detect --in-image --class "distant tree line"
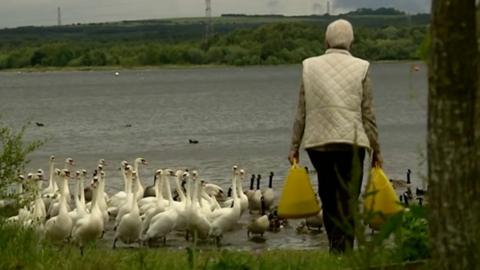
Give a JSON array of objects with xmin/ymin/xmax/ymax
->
[{"xmin": 0, "ymin": 22, "xmax": 427, "ymax": 69}]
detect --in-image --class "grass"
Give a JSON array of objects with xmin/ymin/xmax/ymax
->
[
  {"xmin": 0, "ymin": 222, "xmax": 348, "ymax": 270},
  {"xmin": 0, "ymin": 219, "xmax": 431, "ymax": 270}
]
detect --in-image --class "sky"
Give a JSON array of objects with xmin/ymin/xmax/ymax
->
[{"xmin": 0, "ymin": 0, "xmax": 431, "ymax": 29}]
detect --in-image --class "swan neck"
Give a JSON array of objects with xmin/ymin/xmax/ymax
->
[
  {"xmin": 79, "ymin": 177, "xmax": 85, "ymax": 205},
  {"xmin": 174, "ymin": 177, "xmax": 186, "ymax": 202},
  {"xmin": 164, "ymin": 175, "xmax": 174, "ymax": 204},
  {"xmin": 236, "ymin": 177, "xmax": 243, "ymax": 198},
  {"xmin": 232, "ymin": 175, "xmax": 238, "ymax": 202},
  {"xmin": 48, "ymin": 161, "xmax": 55, "ymax": 189}
]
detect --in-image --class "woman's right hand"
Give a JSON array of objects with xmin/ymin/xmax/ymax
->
[
  {"xmin": 372, "ymin": 151, "xmax": 383, "ymax": 168},
  {"xmin": 288, "ymin": 150, "xmax": 299, "ymax": 165}
]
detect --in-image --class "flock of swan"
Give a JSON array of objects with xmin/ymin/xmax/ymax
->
[{"xmin": 4, "ymin": 156, "xmax": 303, "ymax": 253}]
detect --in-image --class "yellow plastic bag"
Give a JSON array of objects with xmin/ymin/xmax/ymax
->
[
  {"xmin": 363, "ymin": 166, "xmax": 404, "ymax": 230},
  {"xmin": 278, "ymin": 162, "xmax": 320, "ymax": 219}
]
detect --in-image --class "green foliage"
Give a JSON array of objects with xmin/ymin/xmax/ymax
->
[
  {"xmin": 0, "ymin": 18, "xmax": 429, "ymax": 70},
  {"xmin": 0, "ymin": 121, "xmax": 43, "ymax": 207}
]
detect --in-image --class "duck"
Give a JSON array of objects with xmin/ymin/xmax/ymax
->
[
  {"xmin": 305, "ymin": 210, "xmax": 323, "ymax": 231},
  {"xmin": 245, "ymin": 174, "xmax": 255, "ymax": 201},
  {"xmin": 267, "ymin": 207, "xmax": 287, "ymax": 232},
  {"xmin": 249, "ymin": 174, "xmax": 262, "ymax": 213},
  {"xmin": 113, "ymin": 170, "xmax": 142, "ymax": 248},
  {"xmin": 142, "ymin": 173, "xmax": 157, "ymax": 198},
  {"xmin": 390, "ymin": 169, "xmax": 412, "ymax": 189},
  {"xmin": 262, "ymin": 172, "xmax": 275, "ymax": 210},
  {"xmin": 45, "ymin": 169, "xmax": 73, "ymax": 242},
  {"xmin": 247, "ymin": 196, "xmax": 270, "ymax": 238}
]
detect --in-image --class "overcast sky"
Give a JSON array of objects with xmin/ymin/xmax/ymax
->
[{"xmin": 0, "ymin": 0, "xmax": 430, "ymax": 29}]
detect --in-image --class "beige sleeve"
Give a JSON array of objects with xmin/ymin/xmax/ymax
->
[
  {"xmin": 361, "ymin": 72, "xmax": 381, "ymax": 155},
  {"xmin": 290, "ymin": 80, "xmax": 306, "ymax": 152}
]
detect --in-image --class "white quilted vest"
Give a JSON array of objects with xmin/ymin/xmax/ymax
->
[{"xmin": 302, "ymin": 48, "xmax": 371, "ymax": 150}]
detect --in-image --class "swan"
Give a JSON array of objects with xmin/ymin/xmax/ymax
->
[
  {"xmin": 143, "ymin": 170, "xmax": 181, "ymax": 245},
  {"xmin": 47, "ymin": 168, "xmax": 71, "ymax": 218},
  {"xmin": 249, "ymin": 174, "xmax": 262, "ymax": 213},
  {"xmin": 42, "ymin": 155, "xmax": 57, "ymax": 196},
  {"xmin": 31, "ymin": 172, "xmax": 47, "ymax": 224},
  {"xmin": 114, "ymin": 165, "xmax": 134, "ymax": 229},
  {"xmin": 113, "ymin": 170, "xmax": 142, "ymax": 248},
  {"xmin": 45, "ymin": 169, "xmax": 73, "ymax": 242},
  {"xmin": 187, "ymin": 171, "xmax": 211, "ymax": 239},
  {"xmin": 107, "ymin": 160, "xmax": 129, "ymax": 216},
  {"xmin": 69, "ymin": 171, "xmax": 89, "ymax": 226},
  {"xmin": 42, "ymin": 155, "xmax": 57, "ymax": 210},
  {"xmin": 133, "ymin": 157, "xmax": 148, "ymax": 200},
  {"xmin": 72, "ymin": 177, "xmax": 104, "ymax": 255},
  {"xmin": 141, "ymin": 169, "xmax": 168, "ymax": 234},
  {"xmin": 247, "ymin": 196, "xmax": 270, "ymax": 238},
  {"xmin": 262, "ymin": 172, "xmax": 275, "ymax": 210},
  {"xmin": 62, "ymin": 157, "xmax": 75, "ymax": 204},
  {"xmin": 236, "ymin": 170, "xmax": 249, "ymax": 215},
  {"xmin": 138, "ymin": 171, "xmax": 168, "ymax": 212},
  {"xmin": 209, "ymin": 166, "xmax": 241, "ymax": 245}
]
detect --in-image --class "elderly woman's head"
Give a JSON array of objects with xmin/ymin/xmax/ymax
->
[{"xmin": 325, "ymin": 19, "xmax": 354, "ymax": 50}]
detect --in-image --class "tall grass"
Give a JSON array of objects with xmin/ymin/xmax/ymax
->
[{"xmin": 0, "ymin": 221, "xmax": 349, "ymax": 270}]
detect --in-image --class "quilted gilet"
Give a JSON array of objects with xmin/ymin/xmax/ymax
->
[{"xmin": 302, "ymin": 48, "xmax": 371, "ymax": 150}]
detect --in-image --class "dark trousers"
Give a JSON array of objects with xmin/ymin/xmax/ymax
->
[{"xmin": 307, "ymin": 147, "xmax": 365, "ymax": 253}]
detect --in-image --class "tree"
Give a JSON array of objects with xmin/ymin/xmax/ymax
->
[{"xmin": 428, "ymin": 1, "xmax": 479, "ymax": 269}]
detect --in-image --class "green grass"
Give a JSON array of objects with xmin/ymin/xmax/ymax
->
[{"xmin": 0, "ymin": 222, "xmax": 348, "ymax": 270}]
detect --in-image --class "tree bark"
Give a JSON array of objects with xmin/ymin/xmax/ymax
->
[{"xmin": 428, "ymin": 1, "xmax": 480, "ymax": 269}]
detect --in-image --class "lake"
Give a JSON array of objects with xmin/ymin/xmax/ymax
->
[
  {"xmin": 0, "ymin": 63, "xmax": 427, "ymax": 191},
  {"xmin": 0, "ymin": 63, "xmax": 427, "ymax": 249}
]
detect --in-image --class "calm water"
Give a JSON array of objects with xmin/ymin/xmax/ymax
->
[
  {"xmin": 0, "ymin": 63, "xmax": 427, "ymax": 249},
  {"xmin": 0, "ymin": 63, "xmax": 427, "ymax": 190}
]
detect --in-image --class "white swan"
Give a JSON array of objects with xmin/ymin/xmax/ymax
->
[
  {"xmin": 113, "ymin": 170, "xmax": 142, "ymax": 248},
  {"xmin": 72, "ymin": 177, "xmax": 104, "ymax": 255},
  {"xmin": 209, "ymin": 166, "xmax": 241, "ymax": 244},
  {"xmin": 45, "ymin": 169, "xmax": 73, "ymax": 242},
  {"xmin": 114, "ymin": 165, "xmax": 134, "ymax": 229},
  {"xmin": 43, "ymin": 155, "xmax": 58, "ymax": 196},
  {"xmin": 236, "ymin": 170, "xmax": 249, "ymax": 215},
  {"xmin": 69, "ymin": 170, "xmax": 89, "ymax": 226},
  {"xmin": 133, "ymin": 157, "xmax": 148, "ymax": 200},
  {"xmin": 47, "ymin": 168, "xmax": 71, "ymax": 218},
  {"xmin": 141, "ymin": 169, "xmax": 168, "ymax": 234},
  {"xmin": 143, "ymin": 170, "xmax": 181, "ymax": 245},
  {"xmin": 31, "ymin": 172, "xmax": 47, "ymax": 224},
  {"xmin": 187, "ymin": 171, "xmax": 211, "ymax": 239},
  {"xmin": 107, "ymin": 160, "xmax": 129, "ymax": 216},
  {"xmin": 262, "ymin": 172, "xmax": 275, "ymax": 210}
]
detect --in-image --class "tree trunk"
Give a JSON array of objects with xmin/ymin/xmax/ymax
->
[{"xmin": 428, "ymin": 1, "xmax": 480, "ymax": 269}]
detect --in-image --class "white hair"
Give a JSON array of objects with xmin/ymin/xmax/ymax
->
[{"xmin": 325, "ymin": 19, "xmax": 354, "ymax": 50}]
